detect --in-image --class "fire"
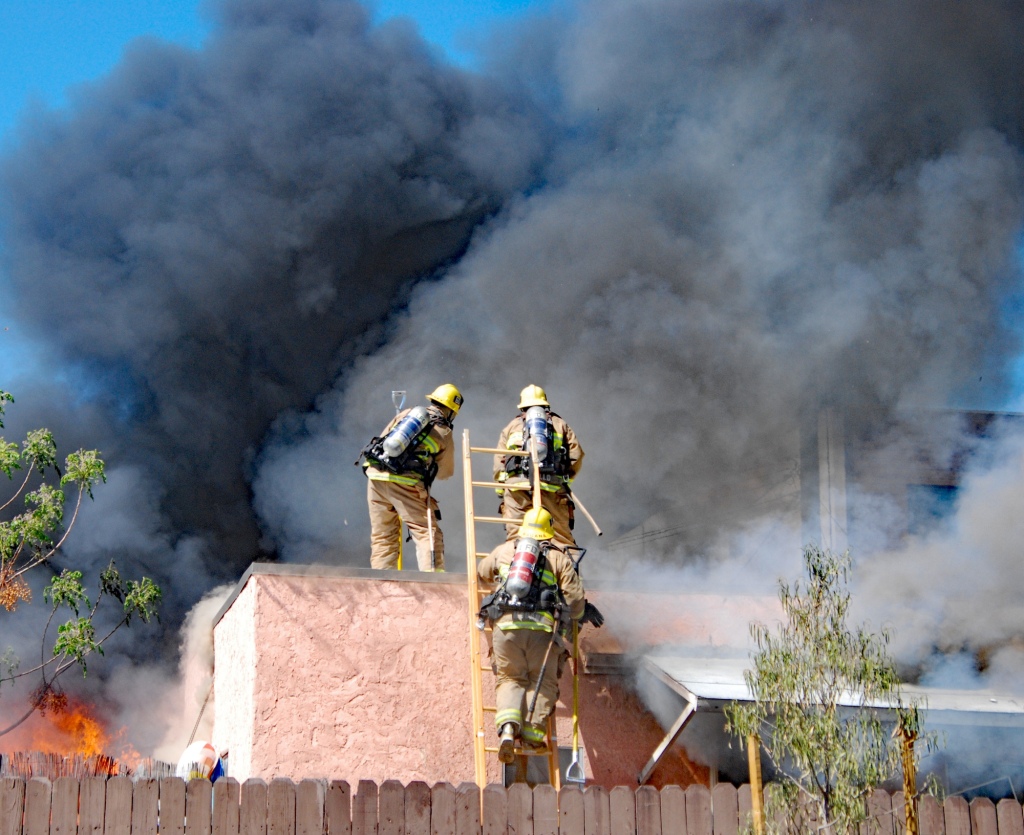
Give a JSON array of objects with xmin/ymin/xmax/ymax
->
[{"xmin": 1, "ymin": 695, "xmax": 139, "ymax": 765}]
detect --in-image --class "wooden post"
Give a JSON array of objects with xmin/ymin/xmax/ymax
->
[
  {"xmin": 900, "ymin": 725, "xmax": 919, "ymax": 835},
  {"xmin": 746, "ymin": 734, "xmax": 764, "ymax": 835}
]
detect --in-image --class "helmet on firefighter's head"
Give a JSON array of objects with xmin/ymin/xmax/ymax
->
[
  {"xmin": 427, "ymin": 383, "xmax": 464, "ymax": 416},
  {"xmin": 519, "ymin": 507, "xmax": 555, "ymax": 541},
  {"xmin": 518, "ymin": 384, "xmax": 549, "ymax": 409}
]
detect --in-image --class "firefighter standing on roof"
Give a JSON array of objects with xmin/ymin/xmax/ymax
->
[
  {"xmin": 495, "ymin": 385, "xmax": 584, "ymax": 544},
  {"xmin": 477, "ymin": 508, "xmax": 603, "ymax": 762},
  {"xmin": 359, "ymin": 384, "xmax": 463, "ymax": 571}
]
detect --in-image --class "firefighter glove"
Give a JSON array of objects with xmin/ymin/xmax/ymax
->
[{"xmin": 580, "ymin": 601, "xmax": 604, "ymax": 628}]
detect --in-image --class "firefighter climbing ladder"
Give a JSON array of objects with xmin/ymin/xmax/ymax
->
[{"xmin": 462, "ymin": 429, "xmax": 563, "ymax": 789}]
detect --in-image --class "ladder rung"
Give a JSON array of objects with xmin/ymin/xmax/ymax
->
[
  {"xmin": 473, "ymin": 516, "xmax": 513, "ymax": 524},
  {"xmin": 469, "ymin": 447, "xmax": 530, "ymax": 456},
  {"xmin": 471, "ymin": 481, "xmax": 531, "ymax": 490}
]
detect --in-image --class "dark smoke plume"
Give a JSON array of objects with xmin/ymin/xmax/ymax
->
[
  {"xmin": 0, "ymin": 0, "xmax": 547, "ymax": 611},
  {"xmin": 3, "ymin": 0, "xmax": 1024, "ymax": 762}
]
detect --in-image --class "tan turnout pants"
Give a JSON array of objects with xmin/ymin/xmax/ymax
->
[
  {"xmin": 367, "ymin": 478, "xmax": 444, "ymax": 571},
  {"xmin": 492, "ymin": 627, "xmax": 564, "ymax": 744},
  {"xmin": 501, "ymin": 483, "xmax": 575, "ymax": 545}
]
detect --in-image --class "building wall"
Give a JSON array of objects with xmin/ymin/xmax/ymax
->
[{"xmin": 212, "ymin": 565, "xmax": 776, "ymax": 788}]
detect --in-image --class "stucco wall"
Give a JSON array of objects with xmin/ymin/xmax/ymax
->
[
  {"xmin": 213, "ymin": 567, "xmax": 485, "ymax": 784},
  {"xmin": 213, "ymin": 565, "xmax": 777, "ymax": 787},
  {"xmin": 212, "ymin": 577, "xmax": 256, "ymax": 779}
]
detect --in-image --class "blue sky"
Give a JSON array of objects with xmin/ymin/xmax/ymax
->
[{"xmin": 0, "ymin": 0, "xmax": 549, "ymax": 145}]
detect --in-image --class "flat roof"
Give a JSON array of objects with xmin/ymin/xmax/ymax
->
[{"xmin": 642, "ymin": 654, "xmax": 1024, "ymax": 726}]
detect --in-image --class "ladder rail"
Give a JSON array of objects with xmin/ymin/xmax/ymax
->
[{"xmin": 465, "ymin": 428, "xmax": 562, "ymax": 790}]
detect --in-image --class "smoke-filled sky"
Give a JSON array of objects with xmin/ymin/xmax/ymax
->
[{"xmin": 4, "ymin": 0, "xmax": 1024, "ymax": 761}]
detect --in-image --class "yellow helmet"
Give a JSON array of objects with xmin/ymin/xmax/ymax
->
[
  {"xmin": 427, "ymin": 383, "xmax": 464, "ymax": 415},
  {"xmin": 518, "ymin": 384, "xmax": 549, "ymax": 409},
  {"xmin": 518, "ymin": 507, "xmax": 555, "ymax": 541}
]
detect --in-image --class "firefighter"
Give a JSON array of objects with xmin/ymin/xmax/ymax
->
[
  {"xmin": 494, "ymin": 385, "xmax": 583, "ymax": 545},
  {"xmin": 477, "ymin": 507, "xmax": 604, "ymax": 763},
  {"xmin": 360, "ymin": 384, "xmax": 463, "ymax": 571}
]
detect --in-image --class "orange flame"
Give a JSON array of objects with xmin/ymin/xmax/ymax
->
[{"xmin": 1, "ymin": 696, "xmax": 140, "ymax": 766}]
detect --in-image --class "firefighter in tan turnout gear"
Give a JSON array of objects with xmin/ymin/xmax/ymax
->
[
  {"xmin": 495, "ymin": 385, "xmax": 584, "ymax": 545},
  {"xmin": 359, "ymin": 384, "xmax": 463, "ymax": 571},
  {"xmin": 477, "ymin": 508, "xmax": 604, "ymax": 762}
]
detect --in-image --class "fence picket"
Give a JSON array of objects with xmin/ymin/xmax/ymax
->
[
  {"xmin": 684, "ymin": 786, "xmax": 710, "ymax": 835},
  {"xmin": 213, "ymin": 778, "xmax": 241, "ymax": 835},
  {"xmin": 353, "ymin": 781, "xmax": 378, "ymax": 835},
  {"xmin": 507, "ymin": 784, "xmax": 532, "ymax": 835},
  {"xmin": 558, "ymin": 785, "xmax": 584, "ymax": 835},
  {"xmin": 186, "ymin": 781, "xmax": 213, "ymax": 835},
  {"xmin": 659, "ymin": 786, "xmax": 686, "ymax": 835},
  {"xmin": 711, "ymin": 784, "xmax": 737, "ymax": 835},
  {"xmin": 636, "ymin": 786, "xmax": 660, "ymax": 835},
  {"xmin": 296, "ymin": 780, "xmax": 325, "ymax": 835},
  {"xmin": 919, "ymin": 793, "xmax": 944, "ymax": 835},
  {"xmin": 454, "ymin": 784, "xmax": 479, "ymax": 835},
  {"xmin": 131, "ymin": 779, "xmax": 158, "ymax": 835},
  {"xmin": 866, "ymin": 788, "xmax": 894, "ymax": 835},
  {"xmin": 583, "ymin": 786, "xmax": 609, "ymax": 835},
  {"xmin": 997, "ymin": 799, "xmax": 1024, "ymax": 835},
  {"xmin": 609, "ymin": 787, "xmax": 634, "ymax": 835},
  {"xmin": 326, "ymin": 782, "xmax": 352, "ymax": 835},
  {"xmin": 971, "ymin": 797, "xmax": 998, "ymax": 835},
  {"xmin": 160, "ymin": 779, "xmax": 187, "ymax": 835},
  {"xmin": 404, "ymin": 782, "xmax": 431, "ymax": 835},
  {"xmin": 1, "ymin": 777, "xmax": 27, "ymax": 835},
  {"xmin": 429, "ymin": 784, "xmax": 456, "ymax": 835},
  {"xmin": 377, "ymin": 781, "xmax": 403, "ymax": 835},
  {"xmin": 51, "ymin": 777, "xmax": 80, "ymax": 835},
  {"xmin": 482, "ymin": 784, "xmax": 507, "ymax": 835},
  {"xmin": 532, "ymin": 785, "xmax": 556, "ymax": 835},
  {"xmin": 10, "ymin": 777, "xmax": 1024, "ymax": 835},
  {"xmin": 943, "ymin": 796, "xmax": 970, "ymax": 835}
]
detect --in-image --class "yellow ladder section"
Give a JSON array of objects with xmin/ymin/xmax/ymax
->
[{"xmin": 463, "ymin": 429, "xmax": 562, "ymax": 789}]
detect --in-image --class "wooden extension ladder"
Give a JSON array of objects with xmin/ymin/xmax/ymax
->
[{"xmin": 462, "ymin": 429, "xmax": 562, "ymax": 789}]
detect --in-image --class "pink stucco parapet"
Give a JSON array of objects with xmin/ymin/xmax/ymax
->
[
  {"xmin": 213, "ymin": 564, "xmax": 780, "ymax": 787},
  {"xmin": 213, "ymin": 565, "xmax": 486, "ymax": 785}
]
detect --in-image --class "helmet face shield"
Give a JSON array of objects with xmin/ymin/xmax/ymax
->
[
  {"xmin": 427, "ymin": 383, "xmax": 463, "ymax": 415},
  {"xmin": 518, "ymin": 384, "xmax": 549, "ymax": 409}
]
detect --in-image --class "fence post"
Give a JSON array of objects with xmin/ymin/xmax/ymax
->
[
  {"xmin": 996, "ymin": 797, "xmax": 1024, "ymax": 835},
  {"xmin": 429, "ymin": 783, "xmax": 456, "ymax": 835},
  {"xmin": 584, "ymin": 786, "xmax": 610, "ymax": 835},
  {"xmin": 636, "ymin": 786, "xmax": 661, "ymax": 835},
  {"xmin": 557, "ymin": 785, "xmax": 584, "ymax": 835},
  {"xmin": 684, "ymin": 785, "xmax": 711, "ymax": 835},
  {"xmin": 609, "ymin": 786, "xmax": 635, "ymax": 835},
  {"xmin": 455, "ymin": 783, "xmax": 480, "ymax": 835}
]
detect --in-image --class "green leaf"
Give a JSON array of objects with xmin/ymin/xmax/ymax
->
[
  {"xmin": 45, "ymin": 569, "xmax": 91, "ymax": 615},
  {"xmin": 61, "ymin": 449, "xmax": 106, "ymax": 498}
]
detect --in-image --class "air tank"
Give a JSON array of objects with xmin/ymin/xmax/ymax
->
[
  {"xmin": 505, "ymin": 537, "xmax": 542, "ymax": 601},
  {"xmin": 382, "ymin": 406, "xmax": 430, "ymax": 458},
  {"xmin": 524, "ymin": 405, "xmax": 549, "ymax": 463}
]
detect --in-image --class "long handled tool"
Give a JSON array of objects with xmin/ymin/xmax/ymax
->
[
  {"xmin": 567, "ymin": 489, "xmax": 602, "ymax": 537},
  {"xmin": 426, "ymin": 484, "xmax": 437, "ymax": 571},
  {"xmin": 525, "ymin": 614, "xmax": 561, "ymax": 727},
  {"xmin": 566, "ymin": 620, "xmax": 586, "ymax": 784}
]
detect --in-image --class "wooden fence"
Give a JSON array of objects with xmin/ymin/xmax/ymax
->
[{"xmin": 2, "ymin": 777, "xmax": 1024, "ymax": 835}]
